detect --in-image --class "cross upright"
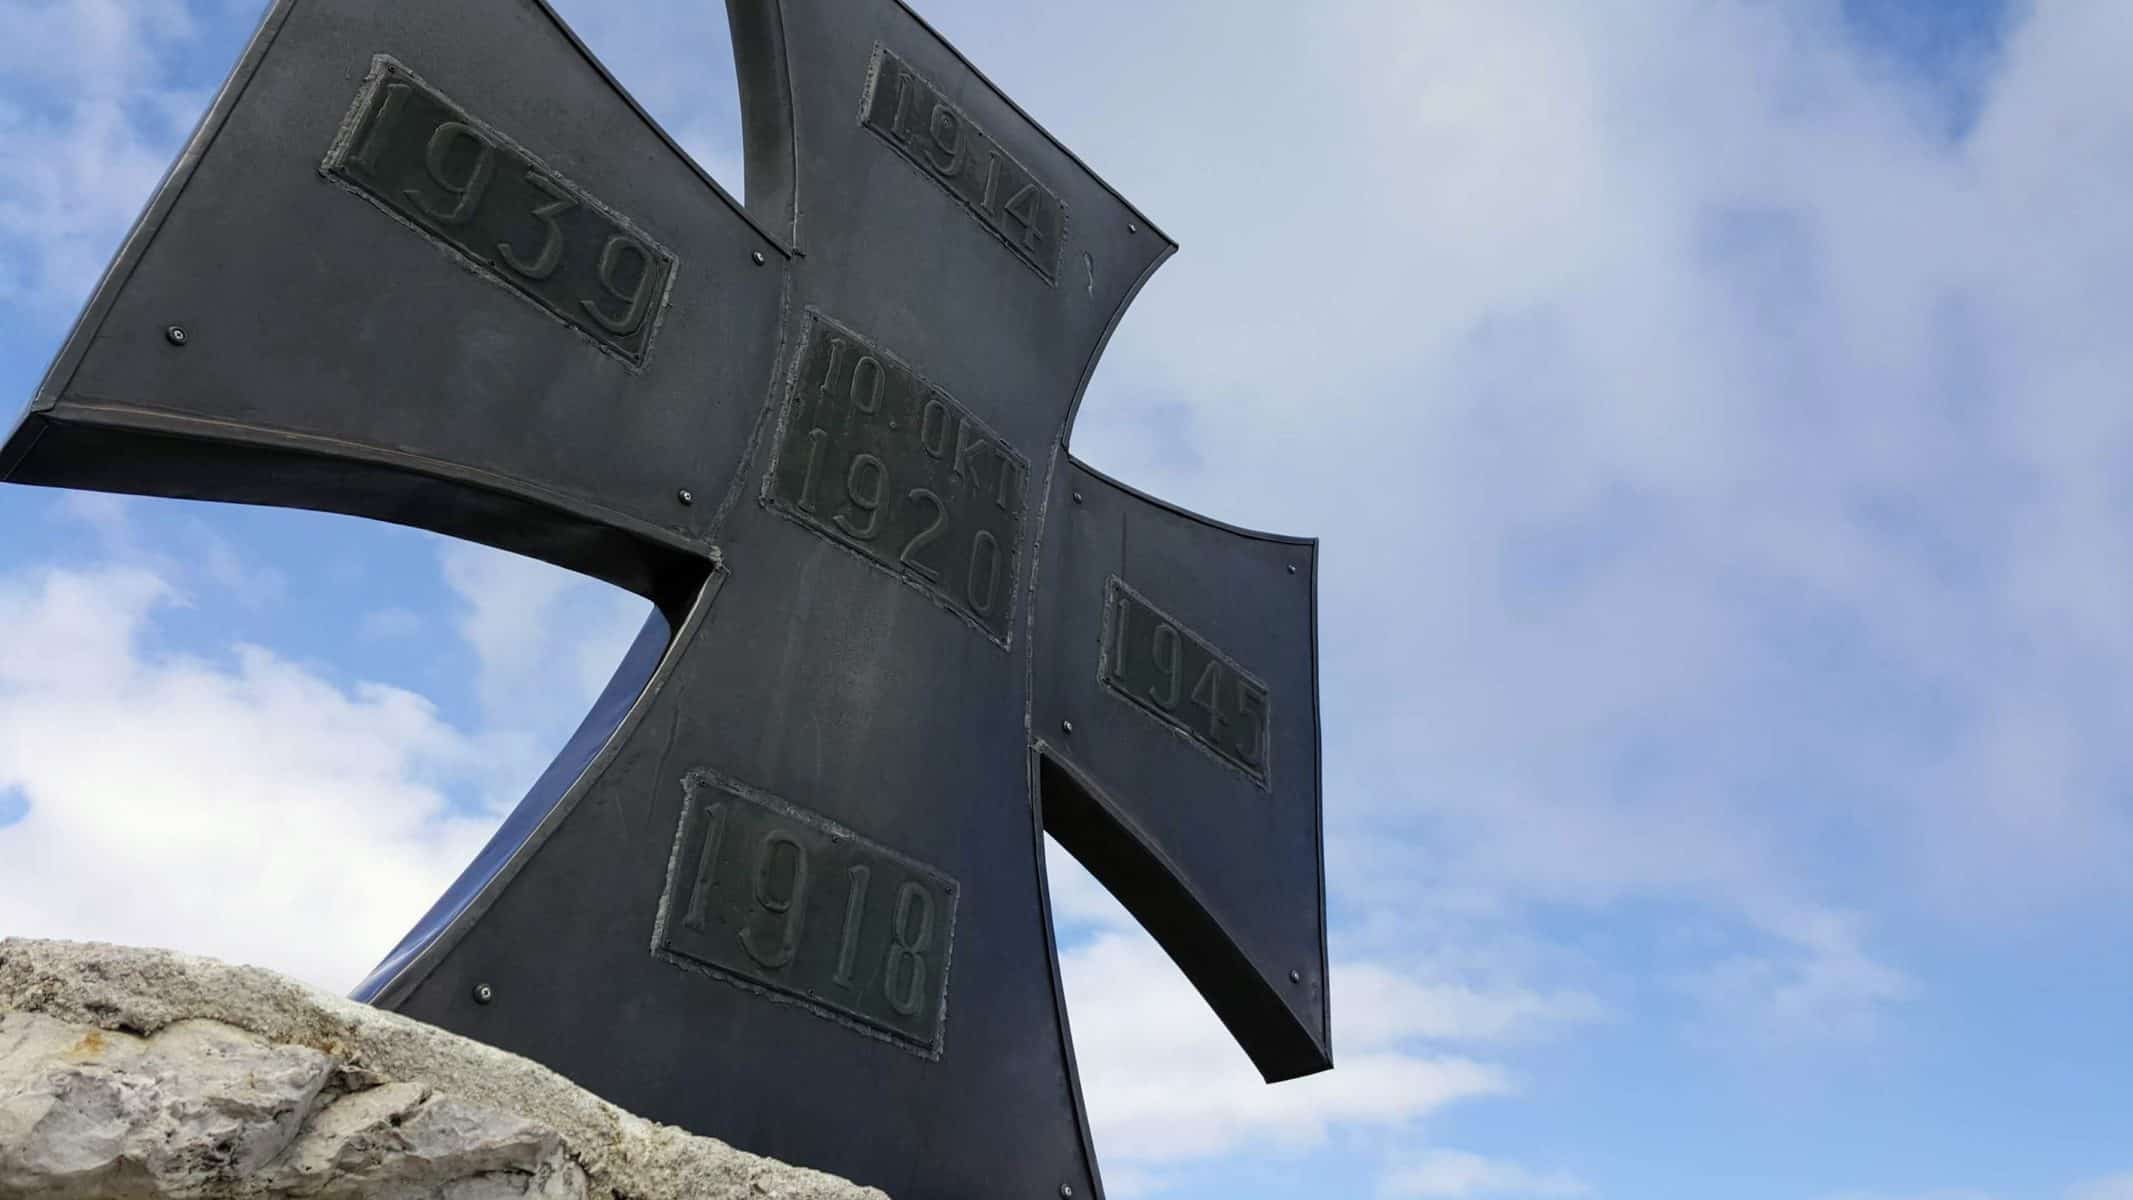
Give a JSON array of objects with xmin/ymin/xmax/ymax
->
[{"xmin": 2, "ymin": 2, "xmax": 1333, "ymax": 1196}]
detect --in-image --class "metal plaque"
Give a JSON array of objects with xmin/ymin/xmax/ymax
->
[
  {"xmin": 1103, "ymin": 577, "xmax": 1274, "ymax": 787},
  {"xmin": 860, "ymin": 45, "xmax": 1064, "ymax": 282},
  {"xmin": 764, "ymin": 310, "xmax": 1028, "ymax": 643},
  {"xmin": 655, "ymin": 768, "xmax": 960, "ymax": 1056},
  {"xmin": 1, "ymin": 1, "xmax": 1332, "ymax": 1197},
  {"xmin": 324, "ymin": 56, "xmax": 679, "ymax": 368}
]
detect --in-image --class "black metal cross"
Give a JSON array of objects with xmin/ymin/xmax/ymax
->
[{"xmin": 2, "ymin": 2, "xmax": 1330, "ymax": 1195}]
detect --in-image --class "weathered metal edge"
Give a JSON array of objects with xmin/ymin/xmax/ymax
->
[
  {"xmin": 887, "ymin": 0, "xmax": 1172, "ymax": 246},
  {"xmin": 31, "ymin": 399, "xmax": 713, "ymax": 566},
  {"xmin": 1034, "ymin": 740, "xmax": 1335, "ymax": 1077},
  {"xmin": 22, "ymin": 0, "xmax": 300, "ymax": 425},
  {"xmin": 527, "ymin": 0, "xmax": 792, "ymax": 255},
  {"xmin": 352, "ymin": 569, "xmax": 723, "ymax": 1008},
  {"xmin": 1023, "ymin": 746, "xmax": 1108, "ymax": 1200}
]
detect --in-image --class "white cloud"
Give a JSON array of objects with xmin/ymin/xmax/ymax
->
[
  {"xmin": 2070, "ymin": 1174, "xmax": 2133, "ymax": 1200},
  {"xmin": 1051, "ymin": 850, "xmax": 1570, "ymax": 1172},
  {"xmin": 0, "ymin": 560, "xmax": 496, "ymax": 990},
  {"xmin": 437, "ymin": 541, "xmax": 649, "ymax": 811},
  {"xmin": 1381, "ymin": 1150, "xmax": 1589, "ymax": 1200},
  {"xmin": 1063, "ymin": 930, "xmax": 1512, "ymax": 1164}
]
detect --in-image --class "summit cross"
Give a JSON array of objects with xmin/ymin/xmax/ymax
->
[{"xmin": 2, "ymin": 2, "xmax": 1332, "ymax": 1196}]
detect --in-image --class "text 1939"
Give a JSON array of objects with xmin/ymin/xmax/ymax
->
[{"xmin": 325, "ymin": 57, "xmax": 677, "ymax": 366}]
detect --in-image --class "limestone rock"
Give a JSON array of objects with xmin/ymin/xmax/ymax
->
[{"xmin": 0, "ymin": 939, "xmax": 887, "ymax": 1200}]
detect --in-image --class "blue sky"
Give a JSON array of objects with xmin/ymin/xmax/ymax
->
[{"xmin": 4, "ymin": 2, "xmax": 2133, "ymax": 1199}]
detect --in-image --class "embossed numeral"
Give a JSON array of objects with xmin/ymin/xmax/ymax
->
[
  {"xmin": 408, "ymin": 121, "xmax": 496, "ymax": 226},
  {"xmin": 883, "ymin": 882, "xmax": 935, "ymax": 1017},
  {"xmin": 834, "ymin": 453, "xmax": 888, "ymax": 539},
  {"xmin": 349, "ymin": 81, "xmax": 412, "ymax": 173},
  {"xmin": 583, "ymin": 234, "xmax": 663, "ymax": 336},
  {"xmin": 771, "ymin": 316, "xmax": 1026, "ymax": 642},
  {"xmin": 1104, "ymin": 581, "xmax": 1274, "ymax": 785},
  {"xmin": 661, "ymin": 778, "xmax": 959, "ymax": 1050},
  {"xmin": 834, "ymin": 865, "xmax": 871, "ymax": 988},
  {"xmin": 328, "ymin": 60, "xmax": 679, "ymax": 364},
  {"xmin": 861, "ymin": 48, "xmax": 1062, "ymax": 281},
  {"xmin": 1149, "ymin": 621, "xmax": 1182, "ymax": 709},
  {"xmin": 498, "ymin": 173, "xmax": 575, "ymax": 281},
  {"xmin": 900, "ymin": 489, "xmax": 947, "ymax": 581},
  {"xmin": 683, "ymin": 800, "xmax": 730, "ymax": 932}
]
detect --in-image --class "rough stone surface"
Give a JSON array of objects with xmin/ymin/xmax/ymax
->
[{"xmin": 0, "ymin": 939, "xmax": 889, "ymax": 1200}]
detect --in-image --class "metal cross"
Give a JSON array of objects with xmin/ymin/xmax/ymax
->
[{"xmin": 2, "ymin": 2, "xmax": 1331, "ymax": 1195}]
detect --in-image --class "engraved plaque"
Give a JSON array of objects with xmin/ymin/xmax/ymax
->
[
  {"xmin": 1102, "ymin": 578, "xmax": 1273, "ymax": 786},
  {"xmin": 861, "ymin": 45, "xmax": 1065, "ymax": 282},
  {"xmin": 765, "ymin": 311, "xmax": 1029, "ymax": 643},
  {"xmin": 655, "ymin": 769, "xmax": 961, "ymax": 1056},
  {"xmin": 324, "ymin": 56, "xmax": 678, "ymax": 366}
]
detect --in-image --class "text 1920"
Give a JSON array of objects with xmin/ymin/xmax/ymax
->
[{"xmin": 767, "ymin": 311, "xmax": 1028, "ymax": 643}]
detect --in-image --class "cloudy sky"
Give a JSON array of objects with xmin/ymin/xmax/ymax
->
[{"xmin": 4, "ymin": 0, "xmax": 2133, "ymax": 1197}]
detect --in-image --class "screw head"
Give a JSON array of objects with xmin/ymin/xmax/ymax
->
[
  {"xmin": 1062, "ymin": 1187, "xmax": 1075, "ymax": 1199},
  {"xmin": 1287, "ymin": 564, "xmax": 1298, "ymax": 574},
  {"xmin": 164, "ymin": 325, "xmax": 188, "ymax": 346},
  {"xmin": 751, "ymin": 250, "xmax": 766, "ymax": 266},
  {"xmin": 473, "ymin": 983, "xmax": 495, "ymax": 1005},
  {"xmin": 677, "ymin": 488, "xmax": 695, "ymax": 506},
  {"xmin": 1127, "ymin": 222, "xmax": 1138, "ymax": 234},
  {"xmin": 1071, "ymin": 490, "xmax": 1084, "ymax": 504},
  {"xmin": 1289, "ymin": 970, "xmax": 1302, "ymax": 984},
  {"xmin": 1061, "ymin": 720, "xmax": 1074, "ymax": 735}
]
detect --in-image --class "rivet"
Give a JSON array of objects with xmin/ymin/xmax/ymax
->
[
  {"xmin": 751, "ymin": 250, "xmax": 766, "ymax": 266},
  {"xmin": 473, "ymin": 983, "xmax": 495, "ymax": 1005},
  {"xmin": 1071, "ymin": 491, "xmax": 1084, "ymax": 504},
  {"xmin": 1061, "ymin": 720, "xmax": 1074, "ymax": 735},
  {"xmin": 1289, "ymin": 970, "xmax": 1301, "ymax": 983},
  {"xmin": 677, "ymin": 488, "xmax": 695, "ymax": 506},
  {"xmin": 1061, "ymin": 1187, "xmax": 1075, "ymax": 1199},
  {"xmin": 164, "ymin": 325, "xmax": 188, "ymax": 346},
  {"xmin": 1287, "ymin": 564, "xmax": 1298, "ymax": 574}
]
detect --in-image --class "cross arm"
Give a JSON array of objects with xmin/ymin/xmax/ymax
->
[
  {"xmin": 4, "ymin": 0, "xmax": 789, "ymax": 610},
  {"xmin": 1034, "ymin": 455, "xmax": 1332, "ymax": 1082}
]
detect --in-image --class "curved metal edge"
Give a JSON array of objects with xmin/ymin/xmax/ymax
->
[
  {"xmin": 26, "ymin": 0, "xmax": 298, "ymax": 424},
  {"xmin": 525, "ymin": 0, "xmax": 794, "ymax": 257},
  {"xmin": 352, "ymin": 567, "xmax": 723, "ymax": 1007},
  {"xmin": 1058, "ymin": 240, "xmax": 1178, "ymax": 452},
  {"xmin": 888, "ymin": 0, "xmax": 1171, "ymax": 243},
  {"xmin": 2, "ymin": 405, "xmax": 713, "ymax": 608},
  {"xmin": 1035, "ymin": 745, "xmax": 1333, "ymax": 1082},
  {"xmin": 726, "ymin": 0, "xmax": 800, "ymax": 247},
  {"xmin": 1025, "ymin": 745, "xmax": 1110, "ymax": 1200},
  {"xmin": 1065, "ymin": 452, "xmax": 1320, "ymax": 548}
]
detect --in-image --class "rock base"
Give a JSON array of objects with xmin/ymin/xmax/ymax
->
[{"xmin": 0, "ymin": 939, "xmax": 886, "ymax": 1200}]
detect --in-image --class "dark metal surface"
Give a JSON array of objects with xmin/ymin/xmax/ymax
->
[{"xmin": 2, "ymin": 2, "xmax": 1331, "ymax": 1196}]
